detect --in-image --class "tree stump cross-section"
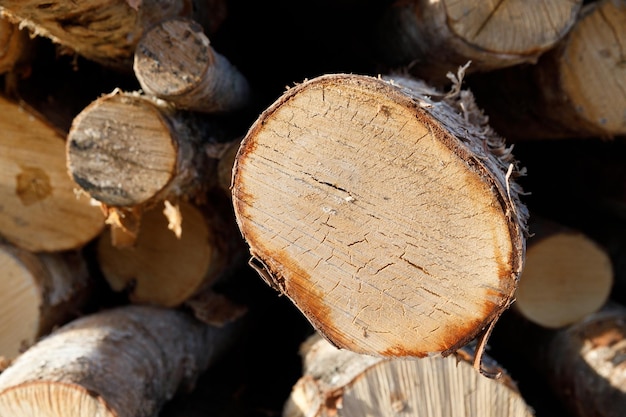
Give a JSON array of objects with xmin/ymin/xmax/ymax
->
[{"xmin": 231, "ymin": 73, "xmax": 528, "ymax": 359}]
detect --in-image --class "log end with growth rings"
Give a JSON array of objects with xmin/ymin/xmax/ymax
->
[{"xmin": 232, "ymin": 73, "xmax": 527, "ymax": 360}]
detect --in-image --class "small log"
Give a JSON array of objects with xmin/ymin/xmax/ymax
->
[
  {"xmin": 0, "ymin": 242, "xmax": 92, "ymax": 360},
  {"xmin": 134, "ymin": 17, "xmax": 251, "ymax": 113},
  {"xmin": 232, "ymin": 73, "xmax": 528, "ymax": 358},
  {"xmin": 0, "ymin": 94, "xmax": 105, "ymax": 252},
  {"xmin": 97, "ymin": 196, "xmax": 245, "ymax": 308},
  {"xmin": 284, "ymin": 333, "xmax": 534, "ymax": 417},
  {"xmin": 470, "ymin": 0, "xmax": 626, "ymax": 140},
  {"xmin": 66, "ymin": 89, "xmax": 238, "ymax": 233},
  {"xmin": 514, "ymin": 216, "xmax": 613, "ymax": 329},
  {"xmin": 375, "ymin": 0, "xmax": 582, "ymax": 85},
  {"xmin": 0, "ymin": 0, "xmax": 227, "ymax": 71},
  {"xmin": 0, "ymin": 304, "xmax": 241, "ymax": 417}
]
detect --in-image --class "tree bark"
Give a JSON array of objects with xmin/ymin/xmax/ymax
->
[
  {"xmin": 0, "ymin": 304, "xmax": 241, "ymax": 417},
  {"xmin": 134, "ymin": 17, "xmax": 251, "ymax": 114},
  {"xmin": 67, "ymin": 90, "xmax": 237, "ymax": 210},
  {"xmin": 0, "ymin": 242, "xmax": 92, "ymax": 360},
  {"xmin": 0, "ymin": 16, "xmax": 32, "ymax": 75},
  {"xmin": 375, "ymin": 0, "xmax": 582, "ymax": 85},
  {"xmin": 284, "ymin": 333, "xmax": 534, "ymax": 417},
  {"xmin": 0, "ymin": 0, "xmax": 227, "ymax": 71},
  {"xmin": 0, "ymin": 94, "xmax": 105, "ymax": 252},
  {"xmin": 97, "ymin": 195, "xmax": 246, "ymax": 308},
  {"xmin": 470, "ymin": 0, "xmax": 626, "ymax": 140},
  {"xmin": 231, "ymin": 73, "xmax": 528, "ymax": 358},
  {"xmin": 513, "ymin": 216, "xmax": 614, "ymax": 329}
]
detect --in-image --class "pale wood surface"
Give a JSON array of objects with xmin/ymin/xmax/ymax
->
[
  {"xmin": 376, "ymin": 0, "xmax": 582, "ymax": 84},
  {"xmin": 134, "ymin": 17, "xmax": 250, "ymax": 113},
  {"xmin": 0, "ymin": 305, "xmax": 240, "ymax": 417},
  {"xmin": 232, "ymin": 73, "xmax": 527, "ymax": 358},
  {"xmin": 284, "ymin": 333, "xmax": 534, "ymax": 417},
  {"xmin": 515, "ymin": 218, "xmax": 613, "ymax": 329},
  {"xmin": 0, "ymin": 95, "xmax": 104, "ymax": 252}
]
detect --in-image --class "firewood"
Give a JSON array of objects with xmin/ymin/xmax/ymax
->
[
  {"xmin": 0, "ymin": 16, "xmax": 32, "ymax": 76},
  {"xmin": 284, "ymin": 333, "xmax": 534, "ymax": 417},
  {"xmin": 66, "ymin": 89, "xmax": 238, "ymax": 243},
  {"xmin": 375, "ymin": 0, "xmax": 582, "ymax": 85},
  {"xmin": 514, "ymin": 216, "xmax": 613, "ymax": 329},
  {"xmin": 0, "ymin": 242, "xmax": 92, "ymax": 360},
  {"xmin": 0, "ymin": 304, "xmax": 241, "ymax": 417},
  {"xmin": 0, "ymin": 0, "xmax": 227, "ymax": 71},
  {"xmin": 97, "ymin": 196, "xmax": 245, "ymax": 308},
  {"xmin": 231, "ymin": 73, "xmax": 528, "ymax": 360},
  {"xmin": 134, "ymin": 17, "xmax": 251, "ymax": 114},
  {"xmin": 0, "ymin": 94, "xmax": 105, "ymax": 252},
  {"xmin": 470, "ymin": 0, "xmax": 626, "ymax": 140}
]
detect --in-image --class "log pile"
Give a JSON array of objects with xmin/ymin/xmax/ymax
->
[{"xmin": 0, "ymin": 0, "xmax": 624, "ymax": 416}]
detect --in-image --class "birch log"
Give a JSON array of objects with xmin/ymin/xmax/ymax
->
[
  {"xmin": 0, "ymin": 0, "xmax": 227, "ymax": 70},
  {"xmin": 0, "ymin": 304, "xmax": 241, "ymax": 417},
  {"xmin": 284, "ymin": 333, "xmax": 535, "ymax": 417},
  {"xmin": 133, "ymin": 17, "xmax": 251, "ymax": 113},
  {"xmin": 232, "ymin": 73, "xmax": 528, "ymax": 358},
  {"xmin": 0, "ymin": 94, "xmax": 105, "ymax": 252},
  {"xmin": 514, "ymin": 216, "xmax": 613, "ymax": 329},
  {"xmin": 470, "ymin": 0, "xmax": 626, "ymax": 140},
  {"xmin": 0, "ymin": 243, "xmax": 92, "ymax": 360},
  {"xmin": 375, "ymin": 0, "xmax": 582, "ymax": 85}
]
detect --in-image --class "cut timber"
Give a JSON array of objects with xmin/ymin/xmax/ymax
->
[
  {"xmin": 470, "ymin": 0, "xmax": 626, "ymax": 140},
  {"xmin": 0, "ymin": 243, "xmax": 91, "ymax": 359},
  {"xmin": 0, "ymin": 0, "xmax": 227, "ymax": 70},
  {"xmin": 514, "ymin": 216, "xmax": 613, "ymax": 329},
  {"xmin": 97, "ymin": 198, "xmax": 244, "ymax": 308},
  {"xmin": 67, "ymin": 90, "xmax": 236, "ymax": 209},
  {"xmin": 0, "ymin": 16, "xmax": 31, "ymax": 75},
  {"xmin": 0, "ymin": 95, "xmax": 104, "ymax": 252},
  {"xmin": 284, "ymin": 333, "xmax": 534, "ymax": 417},
  {"xmin": 232, "ymin": 73, "xmax": 528, "ymax": 357},
  {"xmin": 375, "ymin": 0, "xmax": 582, "ymax": 85},
  {"xmin": 0, "ymin": 304, "xmax": 241, "ymax": 417},
  {"xmin": 134, "ymin": 17, "xmax": 251, "ymax": 113},
  {"xmin": 547, "ymin": 303, "xmax": 626, "ymax": 417}
]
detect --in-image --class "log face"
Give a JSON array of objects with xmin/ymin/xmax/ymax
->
[{"xmin": 232, "ymin": 74, "xmax": 523, "ymax": 357}]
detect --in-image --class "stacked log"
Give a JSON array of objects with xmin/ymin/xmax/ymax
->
[{"xmin": 0, "ymin": 1, "xmax": 625, "ymax": 416}]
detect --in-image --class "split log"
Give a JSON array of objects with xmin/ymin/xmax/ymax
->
[
  {"xmin": 0, "ymin": 0, "xmax": 227, "ymax": 71},
  {"xmin": 134, "ymin": 17, "xmax": 251, "ymax": 113},
  {"xmin": 0, "ymin": 304, "xmax": 241, "ymax": 417},
  {"xmin": 470, "ymin": 0, "xmax": 626, "ymax": 140},
  {"xmin": 0, "ymin": 94, "xmax": 105, "ymax": 252},
  {"xmin": 231, "ymin": 73, "xmax": 528, "ymax": 359},
  {"xmin": 97, "ymin": 196, "xmax": 246, "ymax": 308},
  {"xmin": 0, "ymin": 242, "xmax": 92, "ymax": 360},
  {"xmin": 514, "ymin": 216, "xmax": 613, "ymax": 329},
  {"xmin": 375, "ymin": 0, "xmax": 582, "ymax": 85},
  {"xmin": 284, "ymin": 333, "xmax": 534, "ymax": 417}
]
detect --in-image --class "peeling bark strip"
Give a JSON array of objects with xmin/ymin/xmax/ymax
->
[
  {"xmin": 0, "ymin": 305, "xmax": 240, "ymax": 417},
  {"xmin": 376, "ymin": 0, "xmax": 582, "ymax": 85},
  {"xmin": 471, "ymin": 0, "xmax": 626, "ymax": 140},
  {"xmin": 0, "ymin": 0, "xmax": 226, "ymax": 70},
  {"xmin": 0, "ymin": 243, "xmax": 92, "ymax": 360},
  {"xmin": 231, "ymin": 73, "xmax": 528, "ymax": 358},
  {"xmin": 66, "ymin": 90, "xmax": 234, "ymax": 209},
  {"xmin": 0, "ymin": 95, "xmax": 104, "ymax": 252},
  {"xmin": 134, "ymin": 17, "xmax": 251, "ymax": 113},
  {"xmin": 284, "ymin": 333, "xmax": 534, "ymax": 417}
]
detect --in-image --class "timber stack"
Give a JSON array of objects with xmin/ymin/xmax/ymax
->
[{"xmin": 0, "ymin": 1, "xmax": 624, "ymax": 416}]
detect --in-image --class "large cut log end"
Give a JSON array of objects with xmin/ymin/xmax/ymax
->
[{"xmin": 232, "ymin": 74, "xmax": 527, "ymax": 357}]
